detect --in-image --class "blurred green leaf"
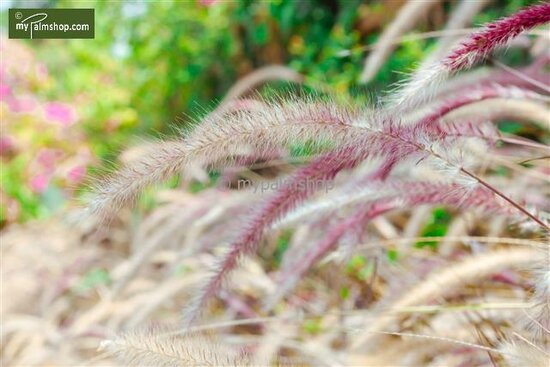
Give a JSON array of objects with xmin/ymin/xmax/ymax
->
[
  {"xmin": 416, "ymin": 208, "xmax": 453, "ymax": 249},
  {"xmin": 74, "ymin": 268, "xmax": 112, "ymax": 293}
]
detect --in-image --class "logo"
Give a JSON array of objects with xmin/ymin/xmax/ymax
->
[{"xmin": 9, "ymin": 8, "xmax": 94, "ymax": 39}]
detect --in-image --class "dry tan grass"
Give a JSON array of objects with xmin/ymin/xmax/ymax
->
[{"xmin": 2, "ymin": 189, "xmax": 547, "ymax": 366}]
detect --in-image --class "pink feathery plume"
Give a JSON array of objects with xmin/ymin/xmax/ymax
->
[
  {"xmin": 440, "ymin": 55, "xmax": 550, "ymax": 97},
  {"xmin": 181, "ymin": 138, "xmax": 407, "ymax": 326},
  {"xmin": 414, "ymin": 84, "xmax": 546, "ymax": 132},
  {"xmin": 389, "ymin": 3, "xmax": 550, "ymax": 108},
  {"xmin": 87, "ymin": 98, "xmax": 363, "ymax": 220},
  {"xmin": 183, "ymin": 95, "xmax": 539, "ymax": 325},
  {"xmin": 184, "ymin": 112, "xmax": 462, "ymax": 326},
  {"xmin": 265, "ymin": 201, "xmax": 394, "ymax": 309},
  {"xmin": 443, "ymin": 3, "xmax": 550, "ymax": 72},
  {"xmin": 182, "ymin": 80, "xmax": 547, "ymax": 325},
  {"xmin": 181, "ymin": 147, "xmax": 368, "ymax": 326},
  {"xmin": 267, "ymin": 182, "xmax": 510, "ymax": 307}
]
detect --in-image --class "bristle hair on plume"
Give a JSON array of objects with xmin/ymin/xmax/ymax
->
[
  {"xmin": 180, "ymin": 119, "xmax": 441, "ymax": 325},
  {"xmin": 524, "ymin": 248, "xmax": 550, "ymax": 342},
  {"xmin": 88, "ymin": 97, "xmax": 368, "ymax": 220},
  {"xmin": 499, "ymin": 340, "xmax": 549, "ymax": 367},
  {"xmin": 181, "ymin": 112, "xmax": 519, "ymax": 325},
  {"xmin": 182, "ymin": 80, "xmax": 547, "ymax": 325},
  {"xmin": 274, "ymin": 179, "xmax": 506, "ymax": 231},
  {"xmin": 266, "ymin": 182, "xmax": 512, "ymax": 308},
  {"xmin": 181, "ymin": 144, "xmax": 381, "ymax": 326},
  {"xmin": 100, "ymin": 331, "xmax": 250, "ymax": 366},
  {"xmin": 388, "ymin": 2, "xmax": 550, "ymax": 109}
]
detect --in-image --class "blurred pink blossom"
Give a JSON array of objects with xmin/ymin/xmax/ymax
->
[
  {"xmin": 35, "ymin": 63, "xmax": 49, "ymax": 81},
  {"xmin": 0, "ymin": 83, "xmax": 11, "ymax": 100},
  {"xmin": 44, "ymin": 102, "xmax": 77, "ymax": 126},
  {"xmin": 8, "ymin": 96, "xmax": 37, "ymax": 113},
  {"xmin": 30, "ymin": 174, "xmax": 49, "ymax": 193},
  {"xmin": 37, "ymin": 149, "xmax": 62, "ymax": 170},
  {"xmin": 67, "ymin": 165, "xmax": 86, "ymax": 184},
  {"xmin": 0, "ymin": 135, "xmax": 15, "ymax": 156},
  {"xmin": 199, "ymin": 0, "xmax": 217, "ymax": 6}
]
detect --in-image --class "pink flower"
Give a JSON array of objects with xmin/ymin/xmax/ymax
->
[
  {"xmin": 67, "ymin": 165, "xmax": 86, "ymax": 184},
  {"xmin": 44, "ymin": 102, "xmax": 77, "ymax": 126},
  {"xmin": 36, "ymin": 149, "xmax": 62, "ymax": 171},
  {"xmin": 0, "ymin": 83, "xmax": 11, "ymax": 100},
  {"xmin": 8, "ymin": 96, "xmax": 36, "ymax": 113},
  {"xmin": 35, "ymin": 63, "xmax": 49, "ymax": 81},
  {"xmin": 199, "ymin": 0, "xmax": 217, "ymax": 6},
  {"xmin": 0, "ymin": 135, "xmax": 15, "ymax": 156},
  {"xmin": 30, "ymin": 174, "xmax": 49, "ymax": 193}
]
